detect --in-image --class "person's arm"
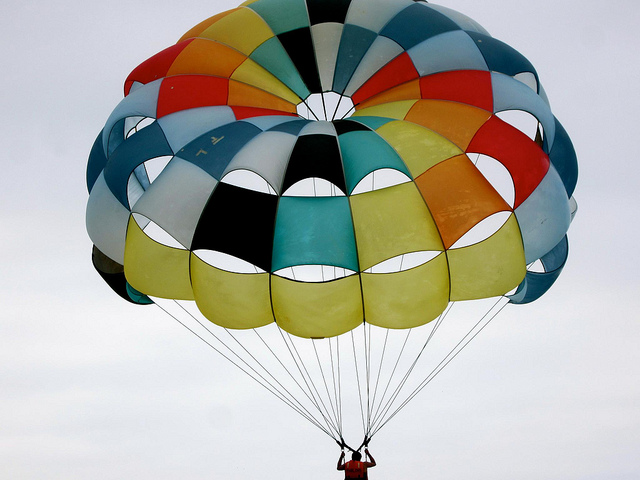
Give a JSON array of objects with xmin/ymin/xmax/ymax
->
[
  {"xmin": 337, "ymin": 451, "xmax": 346, "ymax": 470},
  {"xmin": 364, "ymin": 449, "xmax": 376, "ymax": 468}
]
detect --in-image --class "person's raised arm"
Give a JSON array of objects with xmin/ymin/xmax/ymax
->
[
  {"xmin": 337, "ymin": 451, "xmax": 346, "ymax": 470},
  {"xmin": 364, "ymin": 449, "xmax": 376, "ymax": 467}
]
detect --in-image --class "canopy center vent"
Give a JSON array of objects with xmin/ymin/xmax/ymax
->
[{"xmin": 297, "ymin": 92, "xmax": 355, "ymax": 121}]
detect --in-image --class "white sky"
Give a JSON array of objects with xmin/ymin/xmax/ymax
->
[{"xmin": 1, "ymin": 0, "xmax": 639, "ymax": 479}]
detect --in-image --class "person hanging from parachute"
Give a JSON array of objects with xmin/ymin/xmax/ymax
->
[{"xmin": 338, "ymin": 449, "xmax": 376, "ymax": 479}]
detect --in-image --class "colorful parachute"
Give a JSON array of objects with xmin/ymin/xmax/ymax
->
[{"xmin": 86, "ymin": 0, "xmax": 577, "ymax": 445}]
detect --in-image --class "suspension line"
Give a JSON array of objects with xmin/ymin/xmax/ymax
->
[
  {"xmin": 368, "ymin": 328, "xmax": 390, "ymax": 428},
  {"xmin": 276, "ymin": 327, "xmax": 343, "ymax": 439},
  {"xmin": 312, "ymin": 339, "xmax": 342, "ymax": 436},
  {"xmin": 369, "ymin": 298, "xmax": 509, "ymax": 438},
  {"xmin": 155, "ymin": 300, "xmax": 339, "ymax": 441},
  {"xmin": 350, "ymin": 329, "xmax": 367, "ymax": 434},
  {"xmin": 367, "ymin": 304, "xmax": 451, "ymax": 434}
]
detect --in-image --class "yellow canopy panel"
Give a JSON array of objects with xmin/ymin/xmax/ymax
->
[
  {"xmin": 448, "ymin": 214, "xmax": 526, "ymax": 300},
  {"xmin": 123, "ymin": 217, "xmax": 194, "ymax": 300},
  {"xmin": 271, "ymin": 275, "xmax": 363, "ymax": 338},
  {"xmin": 362, "ymin": 253, "xmax": 449, "ymax": 329},
  {"xmin": 191, "ymin": 255, "xmax": 274, "ymax": 329},
  {"xmin": 194, "ymin": 7, "xmax": 275, "ymax": 56},
  {"xmin": 352, "ymin": 100, "xmax": 418, "ymax": 121},
  {"xmin": 349, "ymin": 182, "xmax": 444, "ymax": 271},
  {"xmin": 178, "ymin": 9, "xmax": 238, "ymax": 43},
  {"xmin": 375, "ymin": 120, "xmax": 462, "ymax": 178},
  {"xmin": 231, "ymin": 58, "xmax": 301, "ymax": 104}
]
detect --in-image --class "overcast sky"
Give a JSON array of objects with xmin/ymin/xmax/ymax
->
[{"xmin": 1, "ymin": 0, "xmax": 639, "ymax": 479}]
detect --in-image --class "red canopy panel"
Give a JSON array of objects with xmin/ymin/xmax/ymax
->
[
  {"xmin": 351, "ymin": 52, "xmax": 419, "ymax": 105},
  {"xmin": 419, "ymin": 70, "xmax": 493, "ymax": 112},
  {"xmin": 157, "ymin": 75, "xmax": 229, "ymax": 118},
  {"xmin": 467, "ymin": 116, "xmax": 550, "ymax": 208},
  {"xmin": 125, "ymin": 40, "xmax": 194, "ymax": 95}
]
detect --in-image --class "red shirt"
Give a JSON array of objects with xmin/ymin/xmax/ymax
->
[{"xmin": 344, "ymin": 460, "xmax": 368, "ymax": 479}]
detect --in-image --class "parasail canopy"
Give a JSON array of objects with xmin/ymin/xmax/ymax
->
[{"xmin": 86, "ymin": 0, "xmax": 578, "ymax": 447}]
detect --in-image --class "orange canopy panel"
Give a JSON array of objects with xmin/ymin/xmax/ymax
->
[
  {"xmin": 415, "ymin": 154, "xmax": 511, "ymax": 249},
  {"xmin": 405, "ymin": 100, "xmax": 492, "ymax": 151},
  {"xmin": 166, "ymin": 39, "xmax": 248, "ymax": 78}
]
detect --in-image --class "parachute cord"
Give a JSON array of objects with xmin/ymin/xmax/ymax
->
[
  {"xmin": 153, "ymin": 301, "xmax": 335, "ymax": 439},
  {"xmin": 300, "ymin": 97, "xmax": 320, "ymax": 122},
  {"xmin": 275, "ymin": 326, "xmax": 343, "ymax": 440},
  {"xmin": 366, "ymin": 328, "xmax": 413, "ymax": 433},
  {"xmin": 312, "ymin": 339, "xmax": 342, "ymax": 437},
  {"xmin": 368, "ymin": 305, "xmax": 452, "ymax": 434},
  {"xmin": 283, "ymin": 330, "xmax": 343, "ymax": 439},
  {"xmin": 170, "ymin": 302, "xmax": 339, "ymax": 437},
  {"xmin": 364, "ymin": 323, "xmax": 373, "ymax": 435},
  {"xmin": 369, "ymin": 298, "xmax": 509, "ymax": 439},
  {"xmin": 367, "ymin": 304, "xmax": 451, "ymax": 436},
  {"xmin": 336, "ymin": 335, "xmax": 344, "ymax": 435},
  {"xmin": 331, "ymin": 94, "xmax": 342, "ymax": 121},
  {"xmin": 343, "ymin": 104, "xmax": 356, "ymax": 118},
  {"xmin": 330, "ymin": 337, "xmax": 343, "ymax": 437},
  {"xmin": 331, "ymin": 93, "xmax": 354, "ymax": 122},
  {"xmin": 219, "ymin": 326, "xmax": 334, "ymax": 431},
  {"xmin": 172, "ymin": 302, "xmax": 311, "ymax": 417},
  {"xmin": 329, "ymin": 337, "xmax": 343, "ymax": 436},
  {"xmin": 350, "ymin": 329, "xmax": 367, "ymax": 434},
  {"xmin": 252, "ymin": 327, "xmax": 339, "ymax": 429},
  {"xmin": 222, "ymin": 327, "xmax": 314, "ymax": 405},
  {"xmin": 368, "ymin": 328, "xmax": 390, "ymax": 430}
]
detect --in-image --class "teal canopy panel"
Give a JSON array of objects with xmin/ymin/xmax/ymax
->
[{"xmin": 273, "ymin": 196, "xmax": 358, "ymax": 271}]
